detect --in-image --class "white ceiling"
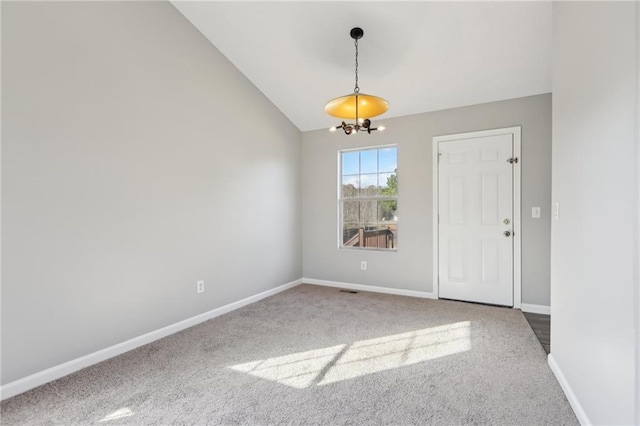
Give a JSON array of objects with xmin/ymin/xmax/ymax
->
[{"xmin": 172, "ymin": 2, "xmax": 552, "ymax": 132}]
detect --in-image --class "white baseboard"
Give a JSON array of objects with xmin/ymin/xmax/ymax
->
[
  {"xmin": 305, "ymin": 278, "xmax": 543, "ymax": 313},
  {"xmin": 521, "ymin": 303, "xmax": 551, "ymax": 315},
  {"xmin": 303, "ymin": 278, "xmax": 436, "ymax": 299},
  {"xmin": 548, "ymin": 354, "xmax": 591, "ymax": 425},
  {"xmin": 0, "ymin": 278, "xmax": 303, "ymax": 401}
]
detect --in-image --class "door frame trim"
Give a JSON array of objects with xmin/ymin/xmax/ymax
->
[{"xmin": 432, "ymin": 126, "xmax": 522, "ymax": 308}]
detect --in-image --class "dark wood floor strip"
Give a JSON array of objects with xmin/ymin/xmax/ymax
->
[{"xmin": 523, "ymin": 312, "xmax": 550, "ymax": 354}]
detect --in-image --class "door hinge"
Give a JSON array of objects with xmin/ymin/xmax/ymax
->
[{"xmin": 507, "ymin": 157, "xmax": 519, "ymax": 164}]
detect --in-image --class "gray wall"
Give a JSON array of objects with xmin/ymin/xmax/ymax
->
[
  {"xmin": 303, "ymin": 94, "xmax": 552, "ymax": 306},
  {"xmin": 1, "ymin": 1, "xmax": 302, "ymax": 385},
  {"xmin": 551, "ymin": 2, "xmax": 639, "ymax": 424}
]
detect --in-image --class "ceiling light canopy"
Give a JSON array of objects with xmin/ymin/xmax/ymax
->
[{"xmin": 325, "ymin": 27, "xmax": 388, "ymax": 135}]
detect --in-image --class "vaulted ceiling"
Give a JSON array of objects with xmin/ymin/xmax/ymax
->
[{"xmin": 172, "ymin": 2, "xmax": 552, "ymax": 132}]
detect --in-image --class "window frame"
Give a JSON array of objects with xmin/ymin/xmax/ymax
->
[{"xmin": 338, "ymin": 144, "xmax": 398, "ymax": 252}]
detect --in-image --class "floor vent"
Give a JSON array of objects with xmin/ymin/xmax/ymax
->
[{"xmin": 339, "ymin": 289, "xmax": 359, "ymax": 294}]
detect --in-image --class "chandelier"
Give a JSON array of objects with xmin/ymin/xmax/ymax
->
[{"xmin": 325, "ymin": 27, "xmax": 389, "ymax": 135}]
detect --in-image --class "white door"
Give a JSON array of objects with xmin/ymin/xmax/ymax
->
[{"xmin": 437, "ymin": 134, "xmax": 514, "ymax": 306}]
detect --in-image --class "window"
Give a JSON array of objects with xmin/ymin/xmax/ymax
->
[{"xmin": 340, "ymin": 146, "xmax": 398, "ymax": 250}]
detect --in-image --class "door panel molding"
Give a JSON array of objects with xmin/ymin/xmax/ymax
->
[{"xmin": 432, "ymin": 127, "xmax": 521, "ymax": 308}]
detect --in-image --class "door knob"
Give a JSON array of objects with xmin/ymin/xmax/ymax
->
[{"xmin": 504, "ymin": 230, "xmax": 512, "ymax": 237}]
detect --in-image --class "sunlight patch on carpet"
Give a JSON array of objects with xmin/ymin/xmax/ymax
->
[
  {"xmin": 98, "ymin": 407, "xmax": 135, "ymax": 422},
  {"xmin": 229, "ymin": 321, "xmax": 471, "ymax": 388},
  {"xmin": 229, "ymin": 344, "xmax": 347, "ymax": 388}
]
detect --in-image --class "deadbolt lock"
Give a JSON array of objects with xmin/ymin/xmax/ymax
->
[
  {"xmin": 504, "ymin": 230, "xmax": 512, "ymax": 237},
  {"xmin": 503, "ymin": 218, "xmax": 510, "ymax": 225}
]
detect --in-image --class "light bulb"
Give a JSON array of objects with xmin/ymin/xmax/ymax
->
[
  {"xmin": 378, "ymin": 126, "xmax": 386, "ymax": 131},
  {"xmin": 329, "ymin": 127, "xmax": 337, "ymax": 132},
  {"xmin": 358, "ymin": 117, "xmax": 364, "ymax": 124}
]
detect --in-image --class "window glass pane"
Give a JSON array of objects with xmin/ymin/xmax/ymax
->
[
  {"xmin": 378, "ymin": 204, "xmax": 398, "ymax": 249},
  {"xmin": 390, "ymin": 207, "xmax": 398, "ymax": 248},
  {"xmin": 343, "ymin": 223, "xmax": 360, "ymax": 246},
  {"xmin": 360, "ymin": 201, "xmax": 377, "ymax": 226},
  {"xmin": 360, "ymin": 174, "xmax": 378, "ymax": 196},
  {"xmin": 343, "ymin": 201, "xmax": 360, "ymax": 224},
  {"xmin": 379, "ymin": 172, "xmax": 397, "ymax": 196},
  {"xmin": 361, "ymin": 223, "xmax": 395, "ymax": 249},
  {"xmin": 342, "ymin": 176, "xmax": 359, "ymax": 198},
  {"xmin": 360, "ymin": 149, "xmax": 377, "ymax": 174},
  {"xmin": 342, "ymin": 151, "xmax": 359, "ymax": 176},
  {"xmin": 378, "ymin": 200, "xmax": 397, "ymax": 222},
  {"xmin": 379, "ymin": 147, "xmax": 397, "ymax": 173}
]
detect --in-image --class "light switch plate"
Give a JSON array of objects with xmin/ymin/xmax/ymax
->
[{"xmin": 532, "ymin": 207, "xmax": 541, "ymax": 219}]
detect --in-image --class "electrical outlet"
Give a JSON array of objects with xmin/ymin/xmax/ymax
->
[
  {"xmin": 197, "ymin": 280, "xmax": 205, "ymax": 294},
  {"xmin": 360, "ymin": 261, "xmax": 367, "ymax": 271}
]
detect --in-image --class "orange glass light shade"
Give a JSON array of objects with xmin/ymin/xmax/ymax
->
[{"xmin": 324, "ymin": 93, "xmax": 389, "ymax": 119}]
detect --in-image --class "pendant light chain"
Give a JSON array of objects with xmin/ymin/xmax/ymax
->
[{"xmin": 354, "ymin": 38, "xmax": 359, "ymax": 94}]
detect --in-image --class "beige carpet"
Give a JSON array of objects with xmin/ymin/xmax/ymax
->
[{"xmin": 1, "ymin": 284, "xmax": 577, "ymax": 425}]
